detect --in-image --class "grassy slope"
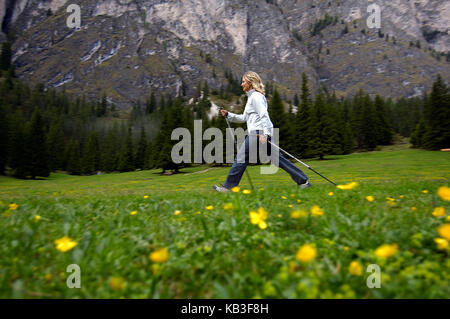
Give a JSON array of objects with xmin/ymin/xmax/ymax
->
[{"xmin": 0, "ymin": 148, "xmax": 449, "ymax": 298}]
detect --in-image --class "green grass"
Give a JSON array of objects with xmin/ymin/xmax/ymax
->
[{"xmin": 0, "ymin": 148, "xmax": 449, "ymax": 298}]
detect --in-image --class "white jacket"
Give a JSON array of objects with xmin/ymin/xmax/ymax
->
[{"xmin": 226, "ymin": 89, "xmax": 274, "ymax": 137}]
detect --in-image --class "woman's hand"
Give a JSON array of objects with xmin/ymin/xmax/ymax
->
[
  {"xmin": 220, "ymin": 109, "xmax": 228, "ymax": 117},
  {"xmin": 259, "ymin": 134, "xmax": 267, "ymax": 144}
]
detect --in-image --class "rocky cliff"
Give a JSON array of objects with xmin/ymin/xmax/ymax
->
[{"xmin": 2, "ymin": 0, "xmax": 450, "ymax": 109}]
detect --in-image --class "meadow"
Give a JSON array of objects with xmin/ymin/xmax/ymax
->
[{"xmin": 0, "ymin": 146, "xmax": 449, "ymax": 298}]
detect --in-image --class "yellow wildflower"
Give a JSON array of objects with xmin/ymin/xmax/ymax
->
[
  {"xmin": 206, "ymin": 205, "xmax": 214, "ymax": 210},
  {"xmin": 149, "ymin": 248, "xmax": 169, "ymax": 263},
  {"xmin": 375, "ymin": 243, "xmax": 398, "ymax": 258},
  {"xmin": 249, "ymin": 207, "xmax": 268, "ymax": 230},
  {"xmin": 242, "ymin": 189, "xmax": 252, "ymax": 195},
  {"xmin": 434, "ymin": 238, "xmax": 449, "ymax": 250},
  {"xmin": 297, "ymin": 199, "xmax": 301, "ymax": 204},
  {"xmin": 174, "ymin": 210, "xmax": 181, "ymax": 216},
  {"xmin": 223, "ymin": 203, "xmax": 234, "ymax": 210},
  {"xmin": 446, "ymin": 216, "xmax": 450, "ymax": 222},
  {"xmin": 385, "ymin": 197, "xmax": 395, "ymax": 202},
  {"xmin": 432, "ymin": 207, "xmax": 445, "ymax": 217},
  {"xmin": 54, "ymin": 236, "xmax": 77, "ymax": 252},
  {"xmin": 411, "ymin": 207, "xmax": 417, "ymax": 211},
  {"xmin": 437, "ymin": 224, "xmax": 450, "ymax": 240},
  {"xmin": 195, "ymin": 211, "xmax": 201, "ymax": 215},
  {"xmin": 336, "ymin": 182, "xmax": 359, "ymax": 190},
  {"xmin": 288, "ymin": 204, "xmax": 293, "ymax": 208},
  {"xmin": 344, "ymin": 246, "xmax": 350, "ymax": 251},
  {"xmin": 422, "ymin": 190, "xmax": 429, "ymax": 194},
  {"xmin": 311, "ymin": 205, "xmax": 324, "ymax": 216},
  {"xmin": 365, "ymin": 195, "xmax": 374, "ymax": 202},
  {"xmin": 437, "ymin": 186, "xmax": 450, "ymax": 201},
  {"xmin": 109, "ymin": 277, "xmax": 126, "ymax": 291},
  {"xmin": 328, "ymin": 192, "xmax": 334, "ymax": 196},
  {"xmin": 9, "ymin": 203, "xmax": 18, "ymax": 210},
  {"xmin": 44, "ymin": 274, "xmax": 52, "ymax": 281},
  {"xmin": 34, "ymin": 215, "xmax": 41, "ymax": 222},
  {"xmin": 348, "ymin": 261, "xmax": 363, "ymax": 276},
  {"xmin": 281, "ymin": 196, "xmax": 287, "ymax": 199},
  {"xmin": 295, "ymin": 244, "xmax": 317, "ymax": 263},
  {"xmin": 130, "ymin": 210, "xmax": 137, "ymax": 215},
  {"xmin": 143, "ymin": 195, "xmax": 149, "ymax": 199},
  {"xmin": 399, "ymin": 195, "xmax": 405, "ymax": 199},
  {"xmin": 231, "ymin": 186, "xmax": 240, "ymax": 193},
  {"xmin": 290, "ymin": 209, "xmax": 307, "ymax": 219}
]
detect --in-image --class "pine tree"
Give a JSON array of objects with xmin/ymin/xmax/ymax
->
[
  {"xmin": 410, "ymin": 118, "xmax": 426, "ymax": 148},
  {"xmin": 81, "ymin": 131, "xmax": 100, "ymax": 174},
  {"xmin": 27, "ymin": 109, "xmax": 50, "ymax": 178},
  {"xmin": 422, "ymin": 75, "xmax": 450, "ymax": 150},
  {"xmin": 0, "ymin": 103, "xmax": 8, "ymax": 174},
  {"xmin": 67, "ymin": 138, "xmax": 82, "ymax": 175},
  {"xmin": 135, "ymin": 127, "xmax": 148, "ymax": 169},
  {"xmin": 373, "ymin": 95, "xmax": 393, "ymax": 145},
  {"xmin": 294, "ymin": 73, "xmax": 312, "ymax": 157},
  {"xmin": 146, "ymin": 92, "xmax": 157, "ymax": 114},
  {"xmin": 46, "ymin": 118, "xmax": 66, "ymax": 171},
  {"xmin": 269, "ymin": 89, "xmax": 288, "ymax": 149},
  {"xmin": 118, "ymin": 125, "xmax": 135, "ymax": 172},
  {"xmin": 0, "ymin": 41, "xmax": 12, "ymax": 74}
]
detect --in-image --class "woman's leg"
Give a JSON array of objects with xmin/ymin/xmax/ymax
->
[
  {"xmin": 223, "ymin": 136, "xmax": 250, "ymax": 189},
  {"xmin": 267, "ymin": 136, "xmax": 309, "ymax": 185}
]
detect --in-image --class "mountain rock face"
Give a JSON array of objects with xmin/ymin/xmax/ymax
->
[{"xmin": 2, "ymin": 0, "xmax": 450, "ymax": 109}]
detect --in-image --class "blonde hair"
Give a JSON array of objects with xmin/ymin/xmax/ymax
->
[{"xmin": 243, "ymin": 71, "xmax": 265, "ymax": 96}]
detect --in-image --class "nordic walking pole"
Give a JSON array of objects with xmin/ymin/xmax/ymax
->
[
  {"xmin": 221, "ymin": 108, "xmax": 254, "ymax": 190},
  {"xmin": 260, "ymin": 136, "xmax": 337, "ymax": 187}
]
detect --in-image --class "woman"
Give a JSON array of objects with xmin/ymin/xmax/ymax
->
[{"xmin": 213, "ymin": 71, "xmax": 311, "ymax": 192}]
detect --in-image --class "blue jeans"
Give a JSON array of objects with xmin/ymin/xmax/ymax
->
[{"xmin": 223, "ymin": 130, "xmax": 309, "ymax": 189}]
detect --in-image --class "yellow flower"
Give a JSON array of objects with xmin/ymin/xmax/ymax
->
[
  {"xmin": 249, "ymin": 207, "xmax": 268, "ymax": 230},
  {"xmin": 34, "ymin": 215, "xmax": 41, "ymax": 222},
  {"xmin": 290, "ymin": 209, "xmax": 307, "ymax": 219},
  {"xmin": 149, "ymin": 248, "xmax": 169, "ymax": 263},
  {"xmin": 243, "ymin": 189, "xmax": 252, "ymax": 195},
  {"xmin": 385, "ymin": 197, "xmax": 395, "ymax": 202},
  {"xmin": 44, "ymin": 274, "xmax": 53, "ymax": 281},
  {"xmin": 288, "ymin": 204, "xmax": 293, "ymax": 208},
  {"xmin": 259, "ymin": 188, "xmax": 265, "ymax": 191},
  {"xmin": 348, "ymin": 261, "xmax": 363, "ymax": 276},
  {"xmin": 223, "ymin": 203, "xmax": 234, "ymax": 210},
  {"xmin": 446, "ymin": 216, "xmax": 450, "ymax": 222},
  {"xmin": 437, "ymin": 224, "xmax": 450, "ymax": 240},
  {"xmin": 434, "ymin": 238, "xmax": 449, "ymax": 250},
  {"xmin": 374, "ymin": 243, "xmax": 398, "ymax": 258},
  {"xmin": 281, "ymin": 196, "xmax": 287, "ymax": 199},
  {"xmin": 143, "ymin": 195, "xmax": 149, "ymax": 199},
  {"xmin": 432, "ymin": 207, "xmax": 445, "ymax": 217},
  {"xmin": 422, "ymin": 190, "xmax": 429, "ymax": 194},
  {"xmin": 174, "ymin": 210, "xmax": 181, "ymax": 216},
  {"xmin": 9, "ymin": 203, "xmax": 18, "ymax": 210},
  {"xmin": 130, "ymin": 210, "xmax": 137, "ymax": 215},
  {"xmin": 411, "ymin": 207, "xmax": 417, "ymax": 211},
  {"xmin": 365, "ymin": 195, "xmax": 374, "ymax": 202},
  {"xmin": 311, "ymin": 205, "xmax": 324, "ymax": 216},
  {"xmin": 195, "ymin": 211, "xmax": 201, "ymax": 215},
  {"xmin": 109, "ymin": 277, "xmax": 126, "ymax": 291},
  {"xmin": 277, "ymin": 214, "xmax": 282, "ymax": 218},
  {"xmin": 336, "ymin": 182, "xmax": 359, "ymax": 190},
  {"xmin": 437, "ymin": 186, "xmax": 450, "ymax": 201},
  {"xmin": 295, "ymin": 244, "xmax": 317, "ymax": 263},
  {"xmin": 206, "ymin": 205, "xmax": 214, "ymax": 210},
  {"xmin": 290, "ymin": 194, "xmax": 295, "ymax": 197},
  {"xmin": 328, "ymin": 192, "xmax": 334, "ymax": 196},
  {"xmin": 399, "ymin": 195, "xmax": 405, "ymax": 199},
  {"xmin": 344, "ymin": 246, "xmax": 350, "ymax": 251},
  {"xmin": 297, "ymin": 199, "xmax": 301, "ymax": 204},
  {"xmin": 231, "ymin": 186, "xmax": 240, "ymax": 193},
  {"xmin": 54, "ymin": 236, "xmax": 77, "ymax": 252}
]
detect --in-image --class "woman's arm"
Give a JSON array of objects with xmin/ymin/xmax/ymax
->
[
  {"xmin": 253, "ymin": 93, "xmax": 272, "ymax": 137},
  {"xmin": 226, "ymin": 107, "xmax": 248, "ymax": 123}
]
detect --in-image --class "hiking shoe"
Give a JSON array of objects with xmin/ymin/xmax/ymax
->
[
  {"xmin": 299, "ymin": 180, "xmax": 311, "ymax": 189},
  {"xmin": 213, "ymin": 184, "xmax": 231, "ymax": 192}
]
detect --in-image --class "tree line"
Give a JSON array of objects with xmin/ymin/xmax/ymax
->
[{"xmin": 0, "ymin": 41, "xmax": 448, "ymax": 178}]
